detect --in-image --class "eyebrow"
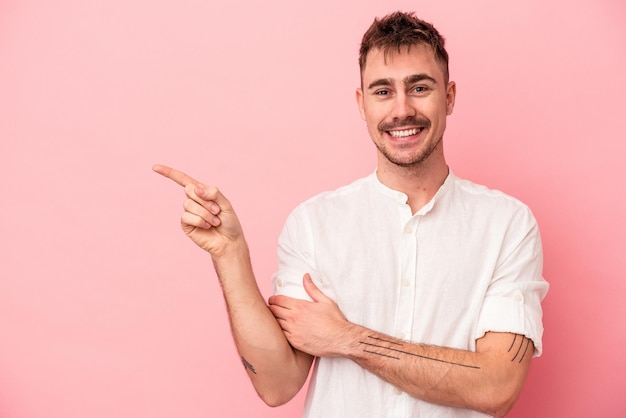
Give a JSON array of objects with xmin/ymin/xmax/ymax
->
[{"xmin": 367, "ymin": 73, "xmax": 437, "ymax": 90}]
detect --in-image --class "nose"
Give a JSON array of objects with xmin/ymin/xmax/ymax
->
[{"xmin": 391, "ymin": 92, "xmax": 416, "ymax": 121}]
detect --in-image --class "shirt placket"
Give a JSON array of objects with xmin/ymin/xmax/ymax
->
[{"xmin": 390, "ymin": 210, "xmax": 419, "ymax": 416}]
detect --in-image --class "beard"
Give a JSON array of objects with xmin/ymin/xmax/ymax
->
[
  {"xmin": 374, "ymin": 116, "xmax": 441, "ymax": 168},
  {"xmin": 375, "ymin": 134, "xmax": 442, "ymax": 168}
]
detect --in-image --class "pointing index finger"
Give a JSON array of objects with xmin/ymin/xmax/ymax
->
[{"xmin": 152, "ymin": 164, "xmax": 199, "ymax": 187}]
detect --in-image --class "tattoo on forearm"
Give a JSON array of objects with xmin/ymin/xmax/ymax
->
[
  {"xmin": 363, "ymin": 349, "xmax": 400, "ymax": 360},
  {"xmin": 368, "ymin": 335, "xmax": 404, "ymax": 346},
  {"xmin": 508, "ymin": 334, "xmax": 532, "ymax": 363},
  {"xmin": 360, "ymin": 336, "xmax": 480, "ymax": 369},
  {"xmin": 241, "ymin": 356, "xmax": 257, "ymax": 374}
]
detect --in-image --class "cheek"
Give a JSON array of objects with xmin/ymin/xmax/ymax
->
[
  {"xmin": 425, "ymin": 103, "xmax": 449, "ymax": 124},
  {"xmin": 364, "ymin": 105, "xmax": 388, "ymax": 125},
  {"xmin": 362, "ymin": 108, "xmax": 378, "ymax": 129},
  {"xmin": 366, "ymin": 119, "xmax": 379, "ymax": 136}
]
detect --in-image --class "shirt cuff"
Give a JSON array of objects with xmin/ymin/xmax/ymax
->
[{"xmin": 475, "ymin": 290, "xmax": 545, "ymax": 356}]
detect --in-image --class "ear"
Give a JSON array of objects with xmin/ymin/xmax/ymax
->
[
  {"xmin": 356, "ymin": 87, "xmax": 366, "ymax": 121},
  {"xmin": 446, "ymin": 81, "xmax": 456, "ymax": 116}
]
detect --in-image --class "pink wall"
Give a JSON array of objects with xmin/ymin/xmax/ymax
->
[{"xmin": 1, "ymin": 0, "xmax": 624, "ymax": 416}]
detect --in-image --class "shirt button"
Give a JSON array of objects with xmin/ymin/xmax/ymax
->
[
  {"xmin": 394, "ymin": 387, "xmax": 403, "ymax": 395},
  {"xmin": 276, "ymin": 280, "xmax": 284, "ymax": 287},
  {"xmin": 397, "ymin": 332, "xmax": 405, "ymax": 340},
  {"xmin": 402, "ymin": 279, "xmax": 411, "ymax": 287},
  {"xmin": 515, "ymin": 293, "xmax": 523, "ymax": 303},
  {"xmin": 404, "ymin": 226, "xmax": 413, "ymax": 235}
]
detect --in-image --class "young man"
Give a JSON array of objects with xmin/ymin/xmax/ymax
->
[{"xmin": 154, "ymin": 11, "xmax": 548, "ymax": 418}]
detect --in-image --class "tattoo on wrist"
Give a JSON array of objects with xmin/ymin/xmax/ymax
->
[
  {"xmin": 360, "ymin": 335, "xmax": 480, "ymax": 369},
  {"xmin": 241, "ymin": 356, "xmax": 257, "ymax": 374},
  {"xmin": 508, "ymin": 334, "xmax": 532, "ymax": 363}
]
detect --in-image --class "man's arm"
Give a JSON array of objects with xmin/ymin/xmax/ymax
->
[
  {"xmin": 347, "ymin": 329, "xmax": 531, "ymax": 417},
  {"xmin": 269, "ymin": 274, "xmax": 532, "ymax": 417},
  {"xmin": 153, "ymin": 165, "xmax": 313, "ymax": 406}
]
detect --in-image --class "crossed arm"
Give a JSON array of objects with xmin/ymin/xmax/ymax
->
[
  {"xmin": 268, "ymin": 274, "xmax": 534, "ymax": 417},
  {"xmin": 154, "ymin": 164, "xmax": 533, "ymax": 416}
]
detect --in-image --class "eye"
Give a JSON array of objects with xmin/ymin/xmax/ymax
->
[
  {"xmin": 411, "ymin": 86, "xmax": 429, "ymax": 94},
  {"xmin": 374, "ymin": 89, "xmax": 391, "ymax": 96}
]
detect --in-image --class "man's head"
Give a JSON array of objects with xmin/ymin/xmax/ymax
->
[
  {"xmin": 359, "ymin": 12, "xmax": 449, "ymax": 85},
  {"xmin": 356, "ymin": 12, "xmax": 456, "ymax": 173}
]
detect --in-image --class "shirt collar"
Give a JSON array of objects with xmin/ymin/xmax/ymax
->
[{"xmin": 370, "ymin": 169, "xmax": 456, "ymax": 215}]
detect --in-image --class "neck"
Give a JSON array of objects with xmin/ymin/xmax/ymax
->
[{"xmin": 376, "ymin": 153, "xmax": 449, "ymax": 214}]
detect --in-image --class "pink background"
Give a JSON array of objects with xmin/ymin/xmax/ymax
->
[{"xmin": 1, "ymin": 0, "xmax": 625, "ymax": 416}]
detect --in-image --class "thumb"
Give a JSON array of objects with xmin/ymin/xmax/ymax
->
[{"xmin": 303, "ymin": 274, "xmax": 331, "ymax": 303}]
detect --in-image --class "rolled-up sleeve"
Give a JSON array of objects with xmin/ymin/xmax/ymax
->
[
  {"xmin": 272, "ymin": 206, "xmax": 317, "ymax": 301},
  {"xmin": 475, "ymin": 207, "xmax": 549, "ymax": 356}
]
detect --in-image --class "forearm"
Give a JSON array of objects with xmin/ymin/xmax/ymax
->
[
  {"xmin": 342, "ymin": 325, "xmax": 531, "ymax": 417},
  {"xmin": 212, "ymin": 240, "xmax": 313, "ymax": 406}
]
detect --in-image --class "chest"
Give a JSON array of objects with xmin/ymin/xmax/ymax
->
[{"xmin": 310, "ymin": 211, "xmax": 500, "ymax": 343}]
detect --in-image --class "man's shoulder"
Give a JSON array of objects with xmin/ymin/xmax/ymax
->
[
  {"xmin": 451, "ymin": 174, "xmax": 529, "ymax": 208},
  {"xmin": 448, "ymin": 174, "xmax": 536, "ymax": 225}
]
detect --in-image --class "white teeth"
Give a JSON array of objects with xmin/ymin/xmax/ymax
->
[{"xmin": 389, "ymin": 128, "xmax": 419, "ymax": 138}]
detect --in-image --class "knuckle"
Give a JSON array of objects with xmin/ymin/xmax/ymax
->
[
  {"xmin": 180, "ymin": 212, "xmax": 193, "ymax": 226},
  {"xmin": 204, "ymin": 185, "xmax": 219, "ymax": 196},
  {"xmin": 184, "ymin": 183, "xmax": 196, "ymax": 197}
]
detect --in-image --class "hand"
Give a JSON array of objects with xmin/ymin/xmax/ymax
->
[
  {"xmin": 268, "ymin": 274, "xmax": 351, "ymax": 357},
  {"xmin": 153, "ymin": 164, "xmax": 244, "ymax": 257}
]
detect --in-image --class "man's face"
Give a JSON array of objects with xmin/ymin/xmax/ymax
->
[{"xmin": 356, "ymin": 45, "xmax": 456, "ymax": 170}]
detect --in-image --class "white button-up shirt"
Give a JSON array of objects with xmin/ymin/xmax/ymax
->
[{"xmin": 272, "ymin": 171, "xmax": 548, "ymax": 418}]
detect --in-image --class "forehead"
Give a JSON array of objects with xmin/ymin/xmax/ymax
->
[{"xmin": 361, "ymin": 45, "xmax": 444, "ymax": 85}]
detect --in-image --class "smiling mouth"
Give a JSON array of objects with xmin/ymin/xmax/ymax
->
[{"xmin": 387, "ymin": 128, "xmax": 424, "ymax": 138}]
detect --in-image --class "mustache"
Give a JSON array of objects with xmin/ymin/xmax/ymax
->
[{"xmin": 379, "ymin": 116, "xmax": 431, "ymax": 131}]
